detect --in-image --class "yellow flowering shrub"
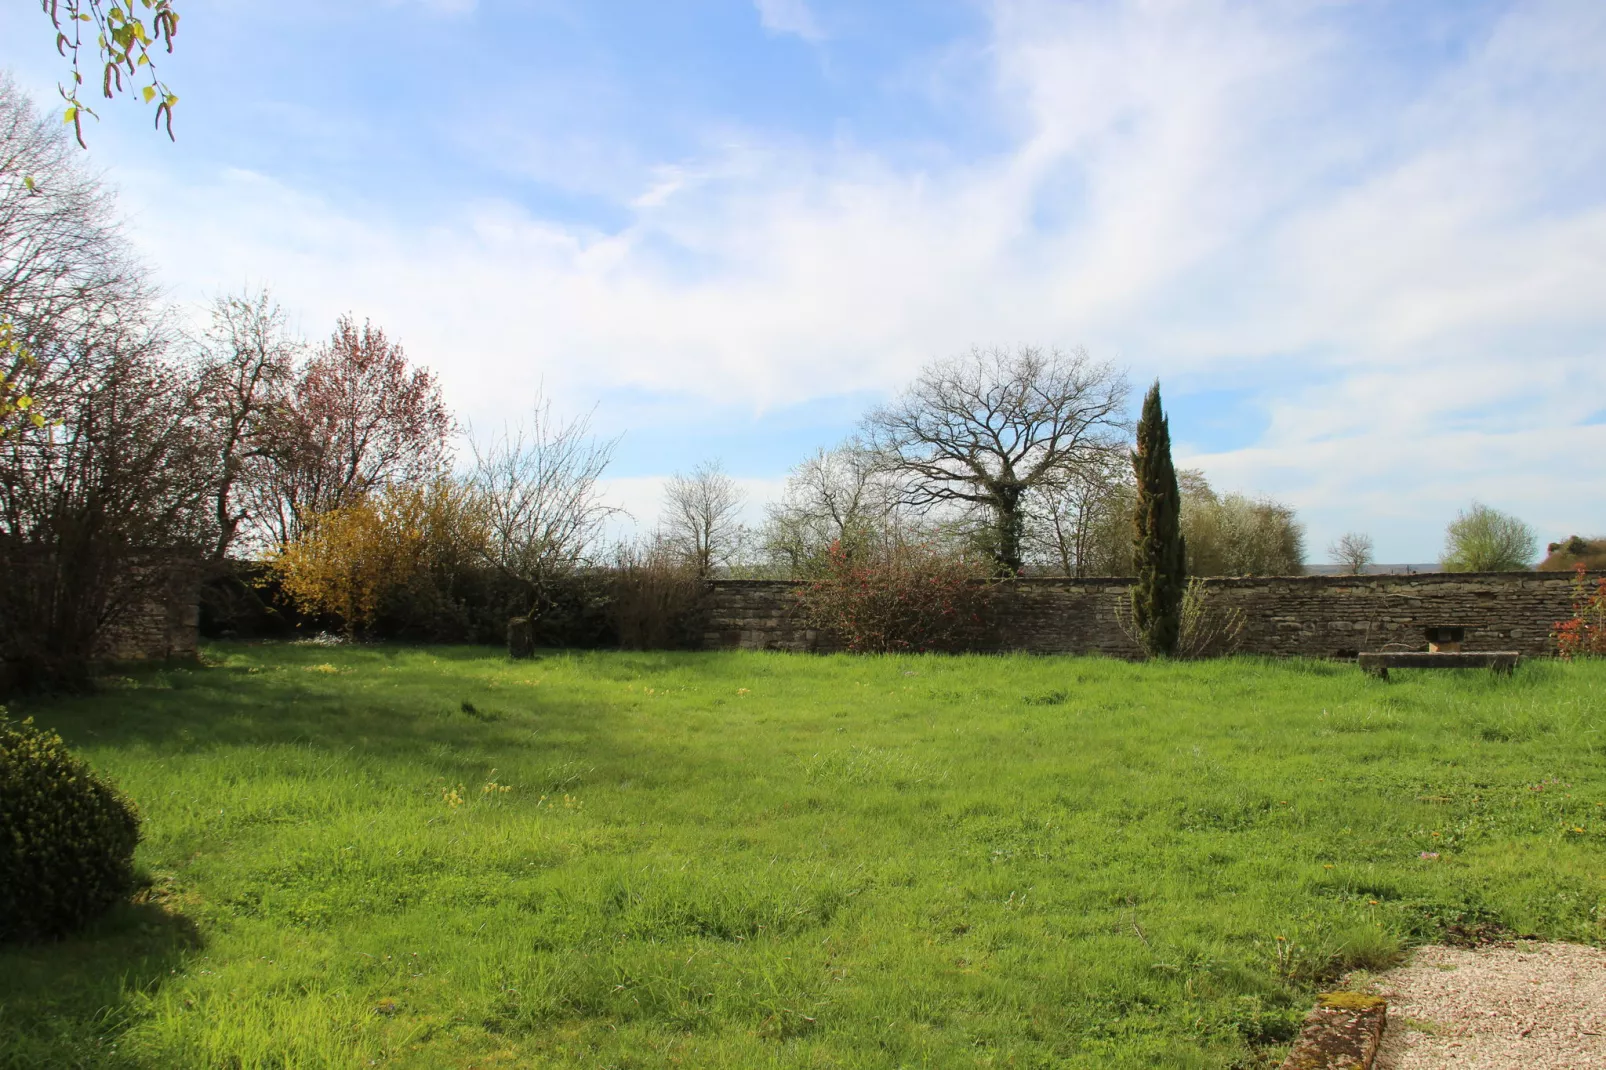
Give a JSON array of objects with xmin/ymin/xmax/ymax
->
[{"xmin": 269, "ymin": 478, "xmax": 485, "ymax": 635}]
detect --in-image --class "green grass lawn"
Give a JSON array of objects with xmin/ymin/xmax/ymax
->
[{"xmin": 3, "ymin": 646, "xmax": 1604, "ymax": 1069}]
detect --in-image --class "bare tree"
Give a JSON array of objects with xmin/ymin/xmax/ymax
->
[
  {"xmin": 1039, "ymin": 467, "xmax": 1306, "ymax": 578},
  {"xmin": 663, "ymin": 460, "xmax": 746, "ymax": 576},
  {"xmin": 0, "ymin": 318, "xmax": 215, "ymax": 687},
  {"xmin": 863, "ymin": 345, "xmax": 1129, "ymax": 575},
  {"xmin": 1329, "ymin": 532, "xmax": 1375, "ymax": 575},
  {"xmin": 1026, "ymin": 445, "xmax": 1129, "ymax": 576},
  {"xmin": 0, "ymin": 77, "xmax": 202, "ymax": 687},
  {"xmin": 763, "ymin": 440, "xmax": 901, "ymax": 575},
  {"xmin": 192, "ymin": 289, "xmax": 300, "ymax": 559},
  {"xmin": 255, "ymin": 315, "xmax": 453, "ymax": 546},
  {"xmin": 469, "ymin": 396, "xmax": 618, "ymax": 618},
  {"xmin": 1, "ymin": 74, "xmax": 149, "ymax": 361}
]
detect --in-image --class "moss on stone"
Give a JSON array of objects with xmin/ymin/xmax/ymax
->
[{"xmin": 1317, "ymin": 990, "xmax": 1387, "ymax": 1012}]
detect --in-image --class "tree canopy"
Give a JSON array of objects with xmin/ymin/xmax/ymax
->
[{"xmin": 1441, "ymin": 502, "xmax": 1537, "ymax": 572}]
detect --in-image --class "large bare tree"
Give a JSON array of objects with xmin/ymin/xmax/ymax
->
[
  {"xmin": 663, "ymin": 460, "xmax": 745, "ymax": 577},
  {"xmin": 864, "ymin": 345, "xmax": 1129, "ymax": 574},
  {"xmin": 0, "ymin": 76, "xmax": 207, "ymax": 686},
  {"xmin": 1, "ymin": 74, "xmax": 147, "ymax": 354},
  {"xmin": 1026, "ymin": 445, "xmax": 1130, "ymax": 577}
]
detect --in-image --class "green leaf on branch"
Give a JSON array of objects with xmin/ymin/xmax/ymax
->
[{"xmin": 39, "ymin": 0, "xmax": 182, "ymax": 146}]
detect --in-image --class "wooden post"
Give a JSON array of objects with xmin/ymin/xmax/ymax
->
[{"xmin": 507, "ymin": 617, "xmax": 535, "ymax": 659}]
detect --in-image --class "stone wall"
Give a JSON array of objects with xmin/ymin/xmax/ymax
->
[
  {"xmin": 100, "ymin": 560, "xmax": 202, "ymax": 661},
  {"xmin": 0, "ymin": 550, "xmax": 202, "ymax": 665},
  {"xmin": 702, "ymin": 572, "xmax": 1601, "ymax": 658}
]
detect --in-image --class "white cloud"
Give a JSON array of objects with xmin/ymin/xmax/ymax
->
[
  {"xmin": 599, "ymin": 475, "xmax": 787, "ymax": 542},
  {"xmin": 104, "ymin": 0, "xmax": 1606, "ymax": 558},
  {"xmin": 754, "ymin": 0, "xmax": 825, "ymax": 42}
]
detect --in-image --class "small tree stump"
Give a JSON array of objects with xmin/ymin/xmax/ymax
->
[{"xmin": 507, "ymin": 616, "xmax": 535, "ymax": 659}]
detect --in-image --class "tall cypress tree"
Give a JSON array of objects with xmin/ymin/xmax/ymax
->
[{"xmin": 1131, "ymin": 380, "xmax": 1186, "ymax": 657}]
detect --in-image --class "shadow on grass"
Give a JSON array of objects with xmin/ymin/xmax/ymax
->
[
  {"xmin": 10, "ymin": 643, "xmax": 640, "ymax": 772},
  {"xmin": 0, "ymin": 644, "xmax": 693, "ymax": 1066},
  {"xmin": 0, "ymin": 885, "xmax": 204, "ymax": 1069}
]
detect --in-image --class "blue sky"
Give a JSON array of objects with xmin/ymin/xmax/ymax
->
[{"xmin": 2, "ymin": 0, "xmax": 1603, "ymax": 560}]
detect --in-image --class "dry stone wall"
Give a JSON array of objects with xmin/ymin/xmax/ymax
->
[
  {"xmin": 702, "ymin": 572, "xmax": 1599, "ymax": 658},
  {"xmin": 0, "ymin": 550, "xmax": 202, "ymax": 668},
  {"xmin": 100, "ymin": 561, "xmax": 202, "ymax": 661}
]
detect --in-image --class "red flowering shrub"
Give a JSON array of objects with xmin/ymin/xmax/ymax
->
[
  {"xmin": 795, "ymin": 541, "xmax": 997, "ymax": 654},
  {"xmin": 1552, "ymin": 564, "xmax": 1606, "ymax": 659}
]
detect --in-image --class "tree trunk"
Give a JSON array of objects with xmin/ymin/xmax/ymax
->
[{"xmin": 993, "ymin": 487, "xmax": 1025, "ymax": 576}]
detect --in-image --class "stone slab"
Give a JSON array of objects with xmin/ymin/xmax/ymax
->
[
  {"xmin": 1358, "ymin": 651, "xmax": 1520, "ymax": 679},
  {"xmin": 1280, "ymin": 992, "xmax": 1387, "ymax": 1070}
]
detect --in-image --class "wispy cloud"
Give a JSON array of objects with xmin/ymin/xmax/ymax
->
[
  {"xmin": 753, "ymin": 0, "xmax": 825, "ymax": 42},
  {"xmin": 86, "ymin": 0, "xmax": 1606, "ymax": 555}
]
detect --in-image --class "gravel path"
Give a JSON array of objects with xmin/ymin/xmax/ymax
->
[{"xmin": 1370, "ymin": 942, "xmax": 1606, "ymax": 1069}]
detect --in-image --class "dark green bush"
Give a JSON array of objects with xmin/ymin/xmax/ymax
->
[
  {"xmin": 200, "ymin": 559, "xmax": 615, "ymax": 647},
  {"xmin": 0, "ymin": 714, "xmax": 140, "ymax": 943}
]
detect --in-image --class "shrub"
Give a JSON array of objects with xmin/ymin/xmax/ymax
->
[
  {"xmin": 0, "ymin": 714, "xmax": 140, "ymax": 942},
  {"xmin": 1186, "ymin": 491, "xmax": 1306, "ymax": 576},
  {"xmin": 795, "ymin": 540, "xmax": 997, "ymax": 653},
  {"xmin": 1178, "ymin": 578, "xmax": 1246, "ymax": 658},
  {"xmin": 1539, "ymin": 535, "xmax": 1606, "ymax": 572},
  {"xmin": 268, "ymin": 477, "xmax": 486, "ymax": 637},
  {"xmin": 1119, "ymin": 577, "xmax": 1245, "ymax": 659},
  {"xmin": 1553, "ymin": 565, "xmax": 1606, "ymax": 660},
  {"xmin": 607, "ymin": 540, "xmax": 706, "ymax": 650}
]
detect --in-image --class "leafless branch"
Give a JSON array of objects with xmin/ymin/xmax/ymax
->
[
  {"xmin": 863, "ymin": 345, "xmax": 1129, "ymax": 573},
  {"xmin": 662, "ymin": 460, "xmax": 746, "ymax": 576},
  {"xmin": 469, "ymin": 396, "xmax": 619, "ymax": 614}
]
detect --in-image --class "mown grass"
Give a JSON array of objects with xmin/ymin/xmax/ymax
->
[{"xmin": 2, "ymin": 646, "xmax": 1604, "ymax": 1069}]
